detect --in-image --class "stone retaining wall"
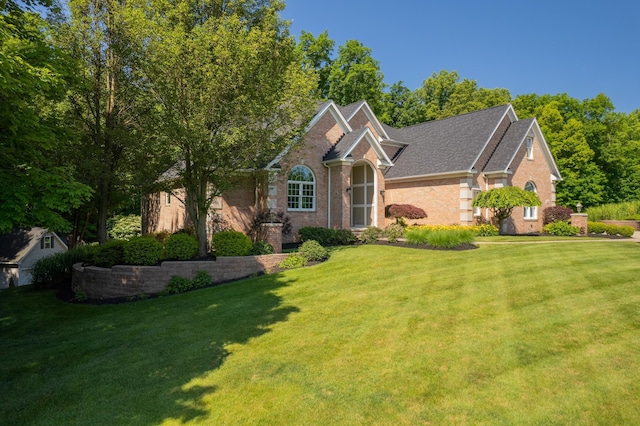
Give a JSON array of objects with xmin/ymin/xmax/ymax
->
[
  {"xmin": 601, "ymin": 220, "xmax": 640, "ymax": 231},
  {"xmin": 72, "ymin": 254, "xmax": 289, "ymax": 300}
]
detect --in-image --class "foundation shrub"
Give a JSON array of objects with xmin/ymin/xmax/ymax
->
[
  {"xmin": 124, "ymin": 236, "xmax": 164, "ymax": 265},
  {"xmin": 298, "ymin": 227, "xmax": 356, "ymax": 246},
  {"xmin": 360, "ymin": 226, "xmax": 382, "ymax": 244},
  {"xmin": 543, "ymin": 206, "xmax": 574, "ymax": 225},
  {"xmin": 385, "ymin": 204, "xmax": 427, "ymax": 226},
  {"xmin": 605, "ymin": 224, "xmax": 635, "ymax": 237},
  {"xmin": 212, "ymin": 230, "xmax": 252, "ymax": 256},
  {"xmin": 91, "ymin": 240, "xmax": 127, "ymax": 267},
  {"xmin": 251, "ymin": 241, "xmax": 274, "ymax": 255},
  {"xmin": 473, "ymin": 224, "xmax": 499, "ymax": 236},
  {"xmin": 164, "ymin": 233, "xmax": 198, "ymax": 260},
  {"xmin": 543, "ymin": 221, "xmax": 580, "ymax": 236},
  {"xmin": 279, "ymin": 254, "xmax": 307, "ymax": 270},
  {"xmin": 334, "ymin": 229, "xmax": 357, "ymax": 245},
  {"xmin": 298, "ymin": 226, "xmax": 335, "ymax": 246},
  {"xmin": 384, "ymin": 223, "xmax": 405, "ymax": 242},
  {"xmin": 298, "ymin": 240, "xmax": 329, "ymax": 262}
]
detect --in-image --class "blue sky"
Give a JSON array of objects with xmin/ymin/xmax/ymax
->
[{"xmin": 282, "ymin": 0, "xmax": 640, "ymax": 113}]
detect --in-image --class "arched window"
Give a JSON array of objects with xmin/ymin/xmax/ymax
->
[
  {"xmin": 287, "ymin": 166, "xmax": 315, "ymax": 211},
  {"xmin": 524, "ymin": 181, "xmax": 537, "ymax": 219}
]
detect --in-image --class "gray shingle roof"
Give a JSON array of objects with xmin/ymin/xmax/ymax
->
[
  {"xmin": 337, "ymin": 101, "xmax": 366, "ymax": 121},
  {"xmin": 0, "ymin": 228, "xmax": 47, "ymax": 264},
  {"xmin": 484, "ymin": 118, "xmax": 534, "ymax": 173},
  {"xmin": 384, "ymin": 105, "xmax": 510, "ymax": 179},
  {"xmin": 323, "ymin": 128, "xmax": 369, "ymax": 162}
]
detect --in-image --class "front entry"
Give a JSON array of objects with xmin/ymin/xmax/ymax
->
[{"xmin": 351, "ymin": 163, "xmax": 375, "ymax": 227}]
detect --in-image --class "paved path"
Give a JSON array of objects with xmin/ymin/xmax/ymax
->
[{"xmin": 476, "ymin": 231, "xmax": 640, "ymax": 245}]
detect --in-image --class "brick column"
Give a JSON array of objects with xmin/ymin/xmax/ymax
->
[
  {"xmin": 570, "ymin": 213, "xmax": 588, "ymax": 236},
  {"xmin": 261, "ymin": 223, "xmax": 283, "ymax": 253}
]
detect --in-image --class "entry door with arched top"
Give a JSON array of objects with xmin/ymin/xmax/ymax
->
[{"xmin": 351, "ymin": 163, "xmax": 375, "ymax": 227}]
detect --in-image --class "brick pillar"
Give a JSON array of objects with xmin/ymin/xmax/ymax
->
[
  {"xmin": 570, "ymin": 213, "xmax": 588, "ymax": 236},
  {"xmin": 261, "ymin": 223, "xmax": 283, "ymax": 253}
]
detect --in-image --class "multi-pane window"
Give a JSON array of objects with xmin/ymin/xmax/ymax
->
[
  {"xmin": 287, "ymin": 166, "xmax": 315, "ymax": 211},
  {"xmin": 524, "ymin": 181, "xmax": 537, "ymax": 219}
]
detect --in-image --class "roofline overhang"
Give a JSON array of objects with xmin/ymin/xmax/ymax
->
[
  {"xmin": 380, "ymin": 138, "xmax": 409, "ymax": 148},
  {"xmin": 482, "ymin": 170, "xmax": 512, "ymax": 178},
  {"xmin": 323, "ymin": 158, "xmax": 355, "ymax": 167},
  {"xmin": 385, "ymin": 169, "xmax": 475, "ymax": 183},
  {"xmin": 342, "ymin": 100, "xmax": 390, "ymax": 140},
  {"xmin": 469, "ymin": 104, "xmax": 517, "ymax": 171}
]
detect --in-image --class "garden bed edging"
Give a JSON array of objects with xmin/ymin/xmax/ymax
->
[{"xmin": 72, "ymin": 254, "xmax": 290, "ymax": 300}]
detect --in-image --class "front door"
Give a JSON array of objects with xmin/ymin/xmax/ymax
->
[{"xmin": 351, "ymin": 163, "xmax": 375, "ymax": 227}]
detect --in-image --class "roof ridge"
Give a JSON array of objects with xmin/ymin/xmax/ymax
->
[
  {"xmin": 480, "ymin": 117, "xmax": 513, "ymax": 172},
  {"xmin": 396, "ymin": 104, "xmax": 510, "ymax": 131}
]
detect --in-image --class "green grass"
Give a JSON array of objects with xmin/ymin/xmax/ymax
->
[{"xmin": 2, "ymin": 243, "xmax": 640, "ymax": 424}]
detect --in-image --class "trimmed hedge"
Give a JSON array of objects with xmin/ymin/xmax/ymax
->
[
  {"xmin": 165, "ymin": 233, "xmax": 198, "ymax": 260},
  {"xmin": 124, "ymin": 236, "xmax": 164, "ymax": 266},
  {"xmin": 298, "ymin": 227, "xmax": 357, "ymax": 246},
  {"xmin": 588, "ymin": 221, "xmax": 635, "ymax": 237},
  {"xmin": 298, "ymin": 240, "xmax": 329, "ymax": 262},
  {"xmin": 543, "ymin": 221, "xmax": 580, "ymax": 236},
  {"xmin": 211, "ymin": 230, "xmax": 252, "ymax": 256}
]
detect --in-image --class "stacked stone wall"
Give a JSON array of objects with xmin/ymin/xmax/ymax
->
[{"xmin": 72, "ymin": 254, "xmax": 289, "ymax": 300}]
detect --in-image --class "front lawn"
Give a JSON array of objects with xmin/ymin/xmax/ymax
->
[{"xmin": 2, "ymin": 242, "xmax": 640, "ymax": 424}]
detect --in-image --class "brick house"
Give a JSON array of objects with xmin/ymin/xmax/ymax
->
[{"xmin": 143, "ymin": 101, "xmax": 562, "ymax": 240}]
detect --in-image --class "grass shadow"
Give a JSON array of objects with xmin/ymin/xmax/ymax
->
[{"xmin": 0, "ymin": 273, "xmax": 298, "ymax": 425}]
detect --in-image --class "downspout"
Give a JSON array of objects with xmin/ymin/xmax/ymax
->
[
  {"xmin": 482, "ymin": 173, "xmax": 489, "ymax": 221},
  {"xmin": 325, "ymin": 163, "xmax": 331, "ymax": 228}
]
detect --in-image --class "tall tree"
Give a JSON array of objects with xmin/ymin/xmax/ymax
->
[
  {"xmin": 57, "ymin": 0, "xmax": 168, "ymax": 244},
  {"xmin": 327, "ymin": 39, "xmax": 385, "ymax": 113},
  {"xmin": 380, "ymin": 81, "xmax": 424, "ymax": 127},
  {"xmin": 298, "ymin": 30, "xmax": 334, "ymax": 98},
  {"xmin": 0, "ymin": 1, "xmax": 92, "ymax": 233},
  {"xmin": 416, "ymin": 70, "xmax": 511, "ymax": 121},
  {"xmin": 142, "ymin": 0, "xmax": 316, "ymax": 256}
]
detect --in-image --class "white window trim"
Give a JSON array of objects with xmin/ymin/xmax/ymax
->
[
  {"xmin": 526, "ymin": 137, "xmax": 534, "ymax": 160},
  {"xmin": 43, "ymin": 235, "xmax": 53, "ymax": 249},
  {"xmin": 524, "ymin": 181, "xmax": 537, "ymax": 220},
  {"xmin": 287, "ymin": 166, "xmax": 316, "ymax": 212}
]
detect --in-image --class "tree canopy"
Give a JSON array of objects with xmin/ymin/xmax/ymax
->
[{"xmin": 473, "ymin": 187, "xmax": 541, "ymax": 233}]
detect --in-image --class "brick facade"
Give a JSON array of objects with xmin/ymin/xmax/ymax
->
[{"xmin": 145, "ymin": 102, "xmax": 560, "ymax": 242}]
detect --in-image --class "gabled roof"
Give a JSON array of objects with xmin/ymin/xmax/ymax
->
[
  {"xmin": 338, "ymin": 100, "xmax": 390, "ymax": 140},
  {"xmin": 483, "ymin": 118, "xmax": 535, "ymax": 173},
  {"xmin": 384, "ymin": 105, "xmax": 512, "ymax": 180},
  {"xmin": 0, "ymin": 228, "xmax": 56, "ymax": 265},
  {"xmin": 323, "ymin": 127, "xmax": 393, "ymax": 167}
]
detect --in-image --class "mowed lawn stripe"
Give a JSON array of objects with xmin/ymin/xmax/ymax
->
[{"xmin": 1, "ymin": 242, "xmax": 639, "ymax": 425}]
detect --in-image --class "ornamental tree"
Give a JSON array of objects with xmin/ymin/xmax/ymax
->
[
  {"xmin": 472, "ymin": 187, "xmax": 541, "ymax": 234},
  {"xmin": 385, "ymin": 204, "xmax": 427, "ymax": 226}
]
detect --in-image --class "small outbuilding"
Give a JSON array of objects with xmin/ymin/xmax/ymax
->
[{"xmin": 0, "ymin": 228, "xmax": 68, "ymax": 288}]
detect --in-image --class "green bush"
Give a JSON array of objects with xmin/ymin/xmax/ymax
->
[
  {"xmin": 473, "ymin": 224, "xmax": 499, "ymax": 236},
  {"xmin": 385, "ymin": 223, "xmax": 405, "ymax": 242},
  {"xmin": 334, "ymin": 229, "xmax": 357, "ymax": 245},
  {"xmin": 587, "ymin": 221, "xmax": 607, "ymax": 234},
  {"xmin": 91, "ymin": 240, "xmax": 126, "ymax": 268},
  {"xmin": 298, "ymin": 240, "xmax": 329, "ymax": 262},
  {"xmin": 298, "ymin": 226, "xmax": 336, "ymax": 246},
  {"xmin": 426, "ymin": 229, "xmax": 475, "ymax": 248},
  {"xmin": 192, "ymin": 270, "xmax": 212, "ymax": 288},
  {"xmin": 251, "ymin": 241, "xmax": 274, "ymax": 255},
  {"xmin": 124, "ymin": 236, "xmax": 164, "ymax": 265},
  {"xmin": 211, "ymin": 230, "xmax": 252, "ymax": 256},
  {"xmin": 360, "ymin": 226, "xmax": 382, "ymax": 244},
  {"xmin": 166, "ymin": 275, "xmax": 193, "ymax": 294},
  {"xmin": 586, "ymin": 200, "xmax": 640, "ymax": 221},
  {"xmin": 107, "ymin": 215, "xmax": 142, "ymax": 240},
  {"xmin": 298, "ymin": 226, "xmax": 356, "ymax": 246},
  {"xmin": 31, "ymin": 245, "xmax": 95, "ymax": 289},
  {"xmin": 543, "ymin": 221, "xmax": 580, "ymax": 236},
  {"xmin": 405, "ymin": 228, "xmax": 475, "ymax": 248},
  {"xmin": 278, "ymin": 254, "xmax": 307, "ymax": 270},
  {"xmin": 618, "ymin": 226, "xmax": 636, "ymax": 237},
  {"xmin": 165, "ymin": 233, "xmax": 198, "ymax": 260}
]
